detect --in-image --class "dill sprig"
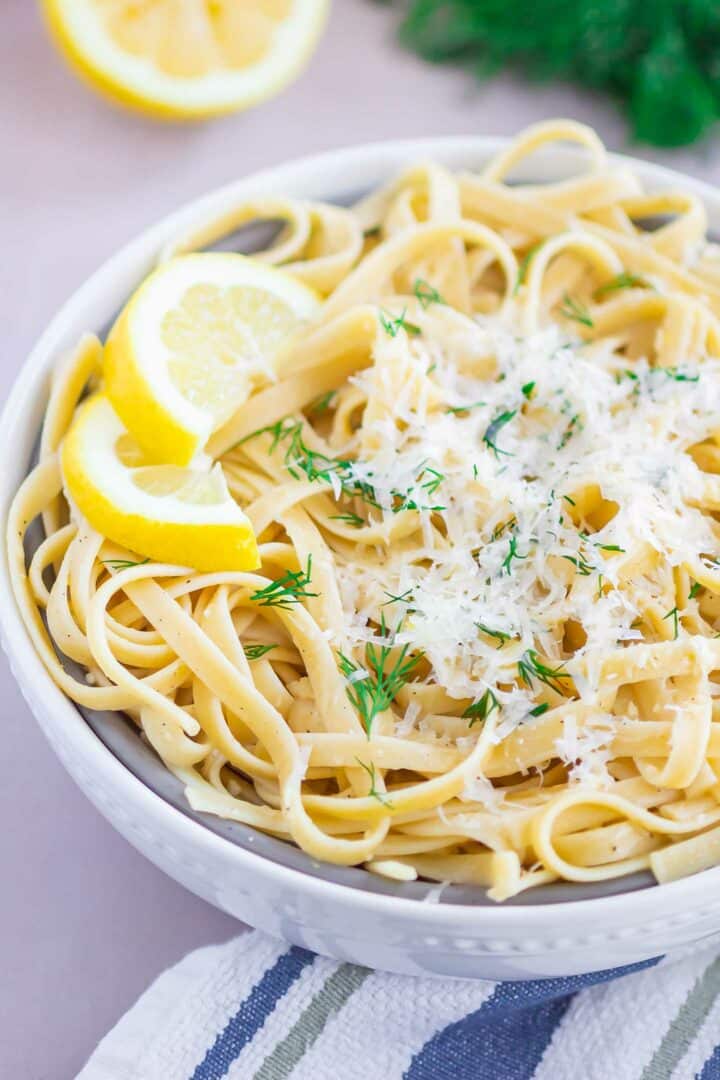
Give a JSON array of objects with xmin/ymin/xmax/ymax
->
[
  {"xmin": 445, "ymin": 400, "xmax": 486, "ymax": 415},
  {"xmin": 379, "ymin": 307, "xmax": 422, "ymax": 338},
  {"xmin": 243, "ymin": 643, "xmax": 278, "ymax": 661},
  {"xmin": 476, "ymin": 622, "xmax": 511, "ymax": 648},
  {"xmin": 689, "ymin": 581, "xmax": 702, "ymax": 600},
  {"xmin": 382, "ymin": 589, "xmax": 415, "ymax": 607},
  {"xmin": 363, "ymin": 224, "xmax": 382, "ymax": 239},
  {"xmin": 521, "ymin": 381, "xmax": 536, "ymax": 400},
  {"xmin": 413, "ymin": 278, "xmax": 445, "ymax": 309},
  {"xmin": 101, "ymin": 557, "xmax": 150, "ymax": 571},
  {"xmin": 355, "ymin": 757, "xmax": 393, "ymax": 806},
  {"xmin": 501, "ymin": 531, "xmax": 527, "ymax": 575},
  {"xmin": 518, "ymin": 650, "xmax": 571, "ymax": 695},
  {"xmin": 250, "ymin": 556, "xmax": 318, "ymax": 609},
  {"xmin": 561, "ymin": 554, "xmax": 595, "ymax": 577},
  {"xmin": 663, "ymin": 605, "xmax": 680, "ymax": 639},
  {"xmin": 560, "ymin": 293, "xmax": 594, "ymax": 328},
  {"xmin": 309, "ymin": 390, "xmax": 337, "ymax": 414},
  {"xmin": 594, "ymin": 272, "xmax": 648, "ymax": 299},
  {"xmin": 329, "ymin": 512, "xmax": 365, "ymax": 528},
  {"xmin": 529, "ymin": 702, "xmax": 550, "ymax": 717},
  {"xmin": 657, "ymin": 366, "xmax": 700, "ymax": 383},
  {"xmin": 338, "ymin": 616, "xmax": 424, "ymax": 736},
  {"xmin": 462, "ymin": 688, "xmax": 499, "ymax": 727},
  {"xmin": 513, "ymin": 240, "xmax": 544, "ymax": 295},
  {"xmin": 482, "ymin": 409, "xmax": 517, "ymax": 459}
]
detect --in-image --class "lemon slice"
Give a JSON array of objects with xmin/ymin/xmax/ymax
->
[
  {"xmin": 104, "ymin": 253, "xmax": 320, "ymax": 466},
  {"xmin": 62, "ymin": 394, "xmax": 260, "ymax": 571},
  {"xmin": 42, "ymin": 0, "xmax": 329, "ymax": 119}
]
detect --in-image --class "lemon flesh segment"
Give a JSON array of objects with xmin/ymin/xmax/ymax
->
[
  {"xmin": 61, "ymin": 394, "xmax": 260, "ymax": 572},
  {"xmin": 104, "ymin": 253, "xmax": 321, "ymax": 466},
  {"xmin": 42, "ymin": 0, "xmax": 329, "ymax": 118}
]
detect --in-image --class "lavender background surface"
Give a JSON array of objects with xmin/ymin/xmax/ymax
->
[{"xmin": 3, "ymin": 3, "xmax": 720, "ymax": 1076}]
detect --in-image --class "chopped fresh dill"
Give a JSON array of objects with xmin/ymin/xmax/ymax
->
[
  {"xmin": 663, "ymin": 605, "xmax": 680, "ymax": 639},
  {"xmin": 593, "ymin": 272, "xmax": 648, "ymax": 299},
  {"xmin": 243, "ymin": 643, "xmax": 277, "ymax": 661},
  {"xmin": 379, "ymin": 307, "xmax": 422, "ymax": 338},
  {"xmin": 413, "ymin": 278, "xmax": 445, "ymax": 309},
  {"xmin": 689, "ymin": 581, "xmax": 702, "ymax": 600},
  {"xmin": 482, "ymin": 409, "xmax": 517, "ymax": 458},
  {"xmin": 329, "ymin": 512, "xmax": 365, "ymax": 528},
  {"xmin": 518, "ymin": 650, "xmax": 571, "ymax": 695},
  {"xmin": 580, "ymin": 532, "xmax": 626, "ymax": 553},
  {"xmin": 529, "ymin": 702, "xmax": 550, "ymax": 717},
  {"xmin": 462, "ymin": 688, "xmax": 499, "ymax": 727},
  {"xmin": 597, "ymin": 573, "xmax": 605, "ymax": 598},
  {"xmin": 101, "ymin": 557, "xmax": 150, "ymax": 572},
  {"xmin": 562, "ymin": 494, "xmax": 576, "ymax": 506},
  {"xmin": 561, "ymin": 554, "xmax": 595, "ymax": 576},
  {"xmin": 445, "ymin": 400, "xmax": 486, "ymax": 415},
  {"xmin": 513, "ymin": 240, "xmax": 544, "ymax": 295},
  {"xmin": 559, "ymin": 293, "xmax": 594, "ymax": 328},
  {"xmin": 521, "ymin": 381, "xmax": 536, "ymax": 400},
  {"xmin": 382, "ymin": 589, "xmax": 415, "ymax": 607},
  {"xmin": 355, "ymin": 757, "xmax": 393, "ymax": 806},
  {"xmin": 363, "ymin": 224, "xmax": 382, "ymax": 238},
  {"xmin": 657, "ymin": 366, "xmax": 700, "ymax": 383},
  {"xmin": 250, "ymin": 556, "xmax": 318, "ymax": 609},
  {"xmin": 557, "ymin": 413, "xmax": 582, "ymax": 450},
  {"xmin": 309, "ymin": 390, "xmax": 337, "ymax": 414},
  {"xmin": 338, "ymin": 617, "xmax": 423, "ymax": 736},
  {"xmin": 501, "ymin": 532, "xmax": 527, "ymax": 575},
  {"xmin": 472, "ymin": 463, "xmax": 479, "ymax": 480},
  {"xmin": 476, "ymin": 622, "xmax": 511, "ymax": 647},
  {"xmin": 420, "ymin": 467, "xmax": 444, "ymax": 495}
]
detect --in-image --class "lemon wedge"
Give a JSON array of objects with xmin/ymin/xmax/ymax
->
[
  {"xmin": 42, "ymin": 0, "xmax": 329, "ymax": 119},
  {"xmin": 61, "ymin": 394, "xmax": 260, "ymax": 571},
  {"xmin": 104, "ymin": 253, "xmax": 320, "ymax": 466}
]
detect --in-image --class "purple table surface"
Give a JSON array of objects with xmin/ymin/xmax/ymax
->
[{"xmin": 3, "ymin": 2, "xmax": 720, "ymax": 1076}]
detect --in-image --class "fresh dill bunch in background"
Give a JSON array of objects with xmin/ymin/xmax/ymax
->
[{"xmin": 394, "ymin": 0, "xmax": 720, "ymax": 146}]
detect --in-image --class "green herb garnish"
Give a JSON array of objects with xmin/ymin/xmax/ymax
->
[
  {"xmin": 338, "ymin": 617, "xmax": 423, "ymax": 736},
  {"xmin": 445, "ymin": 400, "xmax": 486, "ymax": 415},
  {"xmin": 513, "ymin": 241, "xmax": 544, "ymax": 295},
  {"xmin": 501, "ymin": 531, "xmax": 527, "ymax": 575},
  {"xmin": 663, "ymin": 605, "xmax": 680, "ymax": 639},
  {"xmin": 518, "ymin": 650, "xmax": 571, "ymax": 695},
  {"xmin": 462, "ymin": 688, "xmax": 499, "ymax": 727},
  {"xmin": 101, "ymin": 557, "xmax": 150, "ymax": 572},
  {"xmin": 476, "ymin": 623, "xmax": 511, "ymax": 647},
  {"xmin": 250, "ymin": 556, "xmax": 318, "ymax": 609},
  {"xmin": 243, "ymin": 643, "xmax": 278, "ymax": 661},
  {"xmin": 413, "ymin": 278, "xmax": 445, "ymax": 309},
  {"xmin": 482, "ymin": 409, "xmax": 516, "ymax": 458},
  {"xmin": 329, "ymin": 512, "xmax": 365, "ymax": 528},
  {"xmin": 355, "ymin": 758, "xmax": 393, "ymax": 806},
  {"xmin": 382, "ymin": 589, "xmax": 414, "ymax": 607},
  {"xmin": 309, "ymin": 390, "xmax": 337, "ymax": 414},
  {"xmin": 529, "ymin": 702, "xmax": 550, "ymax": 717},
  {"xmin": 689, "ymin": 581, "xmax": 702, "ymax": 600},
  {"xmin": 521, "ymin": 381, "xmax": 536, "ymax": 400},
  {"xmin": 560, "ymin": 293, "xmax": 594, "ymax": 328},
  {"xmin": 379, "ymin": 307, "xmax": 422, "ymax": 338},
  {"xmin": 593, "ymin": 272, "xmax": 648, "ymax": 299}
]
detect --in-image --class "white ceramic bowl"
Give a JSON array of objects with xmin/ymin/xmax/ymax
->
[{"xmin": 5, "ymin": 137, "xmax": 720, "ymax": 981}]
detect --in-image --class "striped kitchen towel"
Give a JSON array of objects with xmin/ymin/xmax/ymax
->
[{"xmin": 78, "ymin": 931, "xmax": 720, "ymax": 1080}]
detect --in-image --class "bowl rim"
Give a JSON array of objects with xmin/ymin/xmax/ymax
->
[{"xmin": 5, "ymin": 131, "xmax": 720, "ymax": 929}]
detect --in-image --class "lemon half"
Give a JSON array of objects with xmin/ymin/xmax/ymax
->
[
  {"xmin": 62, "ymin": 394, "xmax": 260, "ymax": 571},
  {"xmin": 42, "ymin": 0, "xmax": 329, "ymax": 119},
  {"xmin": 104, "ymin": 253, "xmax": 320, "ymax": 465}
]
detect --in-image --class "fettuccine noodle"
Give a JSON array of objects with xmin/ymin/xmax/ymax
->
[{"xmin": 11, "ymin": 120, "xmax": 720, "ymax": 901}]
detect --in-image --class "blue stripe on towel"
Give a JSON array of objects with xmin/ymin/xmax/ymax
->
[
  {"xmin": 405, "ymin": 957, "xmax": 661, "ymax": 1080},
  {"xmin": 191, "ymin": 946, "xmax": 315, "ymax": 1080},
  {"xmin": 699, "ymin": 1041, "xmax": 720, "ymax": 1080}
]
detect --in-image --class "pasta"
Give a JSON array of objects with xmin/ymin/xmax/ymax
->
[{"xmin": 11, "ymin": 118, "xmax": 720, "ymax": 901}]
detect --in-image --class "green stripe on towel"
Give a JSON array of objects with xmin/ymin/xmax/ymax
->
[
  {"xmin": 254, "ymin": 963, "xmax": 371, "ymax": 1080},
  {"xmin": 641, "ymin": 956, "xmax": 720, "ymax": 1080}
]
